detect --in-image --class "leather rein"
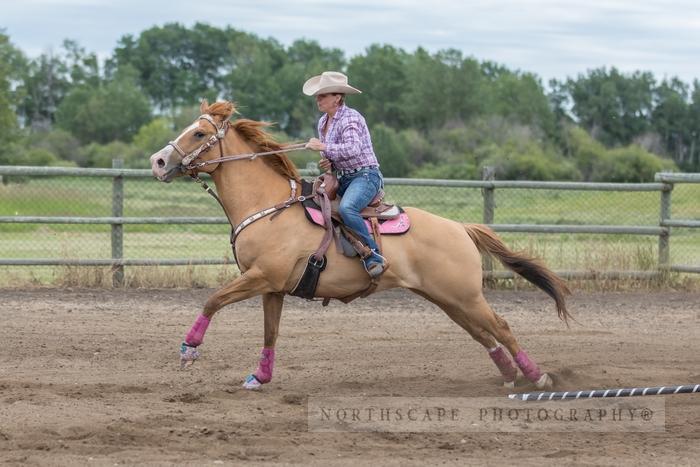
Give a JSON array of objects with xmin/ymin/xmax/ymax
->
[{"xmin": 169, "ymin": 114, "xmax": 308, "ymax": 171}]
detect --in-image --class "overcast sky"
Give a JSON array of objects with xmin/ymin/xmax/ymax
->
[{"xmin": 3, "ymin": 0, "xmax": 700, "ymax": 84}]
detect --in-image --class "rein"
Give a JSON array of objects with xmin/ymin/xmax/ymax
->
[
  {"xmin": 169, "ymin": 113, "xmax": 308, "ymax": 171},
  {"xmin": 186, "ymin": 144, "xmax": 308, "ymax": 170}
]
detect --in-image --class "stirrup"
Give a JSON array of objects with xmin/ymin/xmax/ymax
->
[
  {"xmin": 365, "ymin": 262, "xmax": 386, "ymax": 278},
  {"xmin": 363, "ymin": 252, "xmax": 387, "ymax": 278}
]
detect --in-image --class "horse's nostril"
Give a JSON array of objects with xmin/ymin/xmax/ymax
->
[{"xmin": 157, "ymin": 158, "xmax": 165, "ymax": 168}]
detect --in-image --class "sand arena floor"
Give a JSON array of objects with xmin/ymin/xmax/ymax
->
[{"xmin": 1, "ymin": 288, "xmax": 699, "ymax": 465}]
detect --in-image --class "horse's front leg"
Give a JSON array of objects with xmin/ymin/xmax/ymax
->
[
  {"xmin": 180, "ymin": 268, "xmax": 269, "ymax": 368},
  {"xmin": 242, "ymin": 292, "xmax": 284, "ymax": 390}
]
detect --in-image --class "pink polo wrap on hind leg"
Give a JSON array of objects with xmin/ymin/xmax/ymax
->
[
  {"xmin": 488, "ymin": 346, "xmax": 517, "ymax": 382},
  {"xmin": 514, "ymin": 349, "xmax": 542, "ymax": 383},
  {"xmin": 184, "ymin": 314, "xmax": 210, "ymax": 347},
  {"xmin": 254, "ymin": 347, "xmax": 275, "ymax": 384}
]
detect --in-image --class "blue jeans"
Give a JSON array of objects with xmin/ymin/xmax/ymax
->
[{"xmin": 337, "ymin": 167, "xmax": 383, "ymax": 258}]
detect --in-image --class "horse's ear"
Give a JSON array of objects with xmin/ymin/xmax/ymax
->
[
  {"xmin": 199, "ymin": 99, "xmax": 209, "ymax": 114},
  {"xmin": 221, "ymin": 102, "xmax": 235, "ymax": 120}
]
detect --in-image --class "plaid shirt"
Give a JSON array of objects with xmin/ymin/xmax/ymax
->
[{"xmin": 318, "ymin": 104, "xmax": 379, "ymax": 171}]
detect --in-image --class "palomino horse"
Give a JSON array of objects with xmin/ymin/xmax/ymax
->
[{"xmin": 150, "ymin": 101, "xmax": 571, "ymax": 391}]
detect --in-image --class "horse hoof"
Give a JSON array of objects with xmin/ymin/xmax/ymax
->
[
  {"xmin": 179, "ymin": 343, "xmax": 200, "ymax": 370},
  {"xmin": 503, "ymin": 380, "xmax": 515, "ymax": 389},
  {"xmin": 535, "ymin": 373, "xmax": 553, "ymax": 390},
  {"xmin": 242, "ymin": 374, "xmax": 263, "ymax": 390}
]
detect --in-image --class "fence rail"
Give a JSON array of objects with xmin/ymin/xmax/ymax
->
[{"xmin": 1, "ymin": 165, "xmax": 698, "ymax": 283}]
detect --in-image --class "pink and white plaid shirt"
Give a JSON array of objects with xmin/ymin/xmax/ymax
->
[{"xmin": 318, "ymin": 104, "xmax": 379, "ymax": 171}]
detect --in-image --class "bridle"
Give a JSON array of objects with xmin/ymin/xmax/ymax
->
[
  {"xmin": 167, "ymin": 114, "xmax": 229, "ymax": 169},
  {"xmin": 167, "ymin": 113, "xmax": 307, "ymax": 172}
]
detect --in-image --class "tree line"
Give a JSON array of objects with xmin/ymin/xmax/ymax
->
[{"xmin": 1, "ymin": 23, "xmax": 698, "ymax": 181}]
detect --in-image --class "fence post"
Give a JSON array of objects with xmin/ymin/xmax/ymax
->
[
  {"xmin": 481, "ymin": 166, "xmax": 496, "ymax": 278},
  {"xmin": 111, "ymin": 159, "xmax": 124, "ymax": 287},
  {"xmin": 658, "ymin": 181, "xmax": 673, "ymax": 272}
]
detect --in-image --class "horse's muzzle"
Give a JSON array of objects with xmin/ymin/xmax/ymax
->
[{"xmin": 150, "ymin": 147, "xmax": 183, "ymax": 182}]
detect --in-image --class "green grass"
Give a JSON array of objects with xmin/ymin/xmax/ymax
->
[{"xmin": 1, "ymin": 175, "xmax": 698, "ymax": 286}]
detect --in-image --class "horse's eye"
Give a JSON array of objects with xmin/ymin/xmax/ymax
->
[{"xmin": 194, "ymin": 131, "xmax": 205, "ymax": 139}]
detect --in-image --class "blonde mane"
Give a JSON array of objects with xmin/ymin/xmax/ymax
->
[{"xmin": 201, "ymin": 101, "xmax": 301, "ymax": 182}]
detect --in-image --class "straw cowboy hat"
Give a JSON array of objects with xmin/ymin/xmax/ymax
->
[{"xmin": 302, "ymin": 71, "xmax": 362, "ymax": 96}]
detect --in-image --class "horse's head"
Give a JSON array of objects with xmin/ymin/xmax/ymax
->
[{"xmin": 150, "ymin": 100, "xmax": 235, "ymax": 182}]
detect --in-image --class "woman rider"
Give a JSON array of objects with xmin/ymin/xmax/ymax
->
[{"xmin": 303, "ymin": 71, "xmax": 387, "ymax": 278}]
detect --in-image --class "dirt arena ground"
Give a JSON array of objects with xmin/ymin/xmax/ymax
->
[{"xmin": 1, "ymin": 288, "xmax": 699, "ymax": 466}]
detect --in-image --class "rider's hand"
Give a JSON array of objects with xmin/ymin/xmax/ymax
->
[
  {"xmin": 306, "ymin": 138, "xmax": 326, "ymax": 152},
  {"xmin": 319, "ymin": 158, "xmax": 333, "ymax": 172}
]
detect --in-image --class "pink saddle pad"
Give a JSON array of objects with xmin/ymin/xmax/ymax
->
[{"xmin": 304, "ymin": 207, "xmax": 410, "ymax": 234}]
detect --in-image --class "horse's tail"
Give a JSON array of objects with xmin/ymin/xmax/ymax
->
[{"xmin": 464, "ymin": 223, "xmax": 572, "ymax": 323}]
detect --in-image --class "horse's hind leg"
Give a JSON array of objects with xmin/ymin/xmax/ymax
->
[
  {"xmin": 243, "ymin": 292, "xmax": 284, "ymax": 390},
  {"xmin": 411, "ymin": 289, "xmax": 519, "ymax": 388},
  {"xmin": 438, "ymin": 302, "xmax": 519, "ymax": 388},
  {"xmin": 466, "ymin": 295, "xmax": 553, "ymax": 389}
]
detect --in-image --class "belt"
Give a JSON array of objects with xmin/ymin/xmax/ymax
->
[{"xmin": 337, "ymin": 166, "xmax": 378, "ymax": 177}]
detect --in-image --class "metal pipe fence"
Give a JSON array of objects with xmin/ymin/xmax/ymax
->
[{"xmin": 0, "ymin": 163, "xmax": 698, "ymax": 285}]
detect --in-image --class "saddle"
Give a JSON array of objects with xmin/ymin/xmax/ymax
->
[
  {"xmin": 304, "ymin": 176, "xmax": 410, "ymax": 253},
  {"xmin": 290, "ymin": 174, "xmax": 411, "ymax": 302}
]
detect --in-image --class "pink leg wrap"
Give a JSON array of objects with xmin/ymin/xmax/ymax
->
[
  {"xmin": 184, "ymin": 314, "xmax": 210, "ymax": 347},
  {"xmin": 514, "ymin": 350, "xmax": 542, "ymax": 383},
  {"xmin": 488, "ymin": 346, "xmax": 517, "ymax": 382},
  {"xmin": 253, "ymin": 347, "xmax": 275, "ymax": 384}
]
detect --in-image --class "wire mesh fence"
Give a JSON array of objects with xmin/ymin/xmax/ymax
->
[
  {"xmin": 0, "ymin": 166, "xmax": 698, "ymax": 286},
  {"xmin": 384, "ymin": 181, "xmax": 697, "ymax": 274}
]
